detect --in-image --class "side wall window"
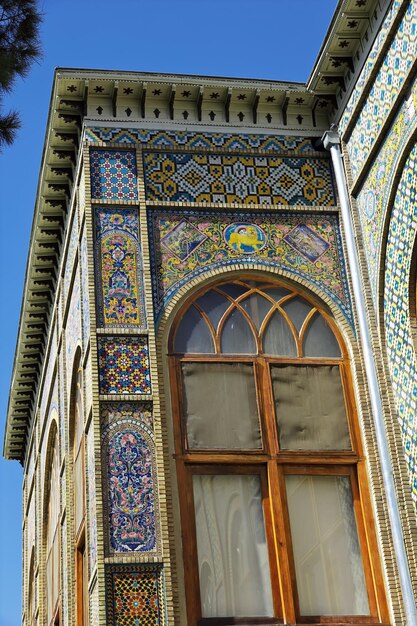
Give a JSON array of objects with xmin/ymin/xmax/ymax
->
[
  {"xmin": 45, "ymin": 434, "xmax": 60, "ymax": 626},
  {"xmin": 169, "ymin": 278, "xmax": 386, "ymax": 626}
]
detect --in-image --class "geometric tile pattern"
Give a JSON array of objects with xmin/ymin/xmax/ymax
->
[
  {"xmin": 345, "ymin": 2, "xmax": 416, "ymax": 181},
  {"xmin": 105, "ymin": 564, "xmax": 166, "ymax": 626},
  {"xmin": 101, "ymin": 404, "xmax": 156, "ymax": 553},
  {"xmin": 64, "ymin": 211, "xmax": 78, "ymax": 300},
  {"xmin": 90, "ymin": 149, "xmax": 138, "ymax": 200},
  {"xmin": 144, "ymin": 152, "xmax": 335, "ymax": 205},
  {"xmin": 356, "ymin": 72, "xmax": 417, "ymax": 306},
  {"xmin": 148, "ymin": 209, "xmax": 352, "ymax": 326},
  {"xmin": 384, "ymin": 142, "xmax": 417, "ymax": 505},
  {"xmin": 65, "ymin": 268, "xmax": 82, "ymax": 396},
  {"xmin": 85, "ymin": 127, "xmax": 322, "ymax": 154},
  {"xmin": 339, "ymin": 0, "xmax": 402, "ymax": 135},
  {"xmin": 80, "ymin": 230, "xmax": 90, "ymax": 346},
  {"xmin": 94, "ymin": 208, "xmax": 146, "ymax": 328},
  {"xmin": 98, "ymin": 336, "xmax": 151, "ymax": 395}
]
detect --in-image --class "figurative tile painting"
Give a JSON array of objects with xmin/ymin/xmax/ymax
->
[
  {"xmin": 95, "ymin": 208, "xmax": 146, "ymax": 328},
  {"xmin": 283, "ymin": 223, "xmax": 330, "ymax": 263},
  {"xmin": 98, "ymin": 336, "xmax": 151, "ymax": 395},
  {"xmin": 144, "ymin": 152, "xmax": 335, "ymax": 205},
  {"xmin": 148, "ymin": 210, "xmax": 352, "ymax": 326},
  {"xmin": 90, "ymin": 149, "xmax": 138, "ymax": 200},
  {"xmin": 101, "ymin": 404, "xmax": 156, "ymax": 552},
  {"xmin": 105, "ymin": 564, "xmax": 166, "ymax": 626},
  {"xmin": 224, "ymin": 223, "xmax": 267, "ymax": 254}
]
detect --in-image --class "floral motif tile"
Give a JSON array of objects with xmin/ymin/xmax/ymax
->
[{"xmin": 95, "ymin": 208, "xmax": 146, "ymax": 328}]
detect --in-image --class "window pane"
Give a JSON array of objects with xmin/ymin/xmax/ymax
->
[
  {"xmin": 240, "ymin": 293, "xmax": 273, "ymax": 330},
  {"xmin": 193, "ymin": 474, "xmax": 273, "ymax": 618},
  {"xmin": 303, "ymin": 312, "xmax": 341, "ymax": 357},
  {"xmin": 263, "ymin": 310, "xmax": 296, "ymax": 356},
  {"xmin": 264, "ymin": 287, "xmax": 291, "ymax": 302},
  {"xmin": 285, "ymin": 475, "xmax": 369, "ymax": 616},
  {"xmin": 182, "ymin": 362, "xmax": 261, "ymax": 449},
  {"xmin": 281, "ymin": 296, "xmax": 313, "ymax": 334},
  {"xmin": 271, "ymin": 365, "xmax": 351, "ymax": 450},
  {"xmin": 221, "ymin": 308, "xmax": 256, "ymax": 354},
  {"xmin": 217, "ymin": 283, "xmax": 248, "ymax": 298},
  {"xmin": 196, "ymin": 290, "xmax": 230, "ymax": 330},
  {"xmin": 174, "ymin": 305, "xmax": 214, "ymax": 353}
]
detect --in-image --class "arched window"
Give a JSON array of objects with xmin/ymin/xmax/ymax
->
[
  {"xmin": 169, "ymin": 278, "xmax": 387, "ymax": 625},
  {"xmin": 45, "ymin": 434, "xmax": 60, "ymax": 626},
  {"xmin": 71, "ymin": 367, "xmax": 88, "ymax": 626}
]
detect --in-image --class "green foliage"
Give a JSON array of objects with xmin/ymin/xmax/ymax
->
[{"xmin": 0, "ymin": 0, "xmax": 42, "ymax": 148}]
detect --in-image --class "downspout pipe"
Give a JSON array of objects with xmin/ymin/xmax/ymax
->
[{"xmin": 323, "ymin": 129, "xmax": 417, "ymax": 626}]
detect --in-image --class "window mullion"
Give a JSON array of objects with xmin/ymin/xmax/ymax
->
[{"xmin": 267, "ymin": 460, "xmax": 297, "ymax": 624}]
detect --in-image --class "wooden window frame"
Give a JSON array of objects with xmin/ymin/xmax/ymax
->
[{"xmin": 169, "ymin": 278, "xmax": 389, "ymax": 626}]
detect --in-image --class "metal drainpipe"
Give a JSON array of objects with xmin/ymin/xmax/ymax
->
[{"xmin": 322, "ymin": 129, "xmax": 417, "ymax": 626}]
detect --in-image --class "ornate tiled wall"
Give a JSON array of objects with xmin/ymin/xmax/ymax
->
[
  {"xmin": 94, "ymin": 208, "xmax": 146, "ymax": 329},
  {"xmin": 101, "ymin": 403, "xmax": 157, "ymax": 553},
  {"xmin": 90, "ymin": 149, "xmax": 138, "ymax": 200},
  {"xmin": 80, "ymin": 229, "xmax": 91, "ymax": 346},
  {"xmin": 65, "ymin": 267, "xmax": 82, "ymax": 395},
  {"xmin": 64, "ymin": 211, "xmax": 79, "ymax": 300},
  {"xmin": 148, "ymin": 209, "xmax": 352, "ymax": 326},
  {"xmin": 105, "ymin": 564, "xmax": 167, "ymax": 626},
  {"xmin": 85, "ymin": 127, "xmax": 321, "ymax": 153},
  {"xmin": 144, "ymin": 153, "xmax": 335, "ymax": 205},
  {"xmin": 97, "ymin": 336, "xmax": 151, "ymax": 395},
  {"xmin": 355, "ymin": 72, "xmax": 417, "ymax": 306},
  {"xmin": 344, "ymin": 1, "xmax": 416, "ymax": 180},
  {"xmin": 384, "ymin": 142, "xmax": 417, "ymax": 502},
  {"xmin": 339, "ymin": 0, "xmax": 403, "ymax": 135},
  {"xmin": 87, "ymin": 427, "xmax": 97, "ymax": 570}
]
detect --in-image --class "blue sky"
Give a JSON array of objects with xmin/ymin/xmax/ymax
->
[{"xmin": 0, "ymin": 1, "xmax": 337, "ymax": 623}]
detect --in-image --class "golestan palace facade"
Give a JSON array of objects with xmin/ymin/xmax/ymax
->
[{"xmin": 4, "ymin": 0, "xmax": 417, "ymax": 625}]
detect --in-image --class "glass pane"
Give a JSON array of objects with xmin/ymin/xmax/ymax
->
[
  {"xmin": 221, "ymin": 308, "xmax": 256, "ymax": 354},
  {"xmin": 240, "ymin": 293, "xmax": 273, "ymax": 330},
  {"xmin": 193, "ymin": 474, "xmax": 273, "ymax": 618},
  {"xmin": 217, "ymin": 283, "xmax": 248, "ymax": 298},
  {"xmin": 181, "ymin": 362, "xmax": 261, "ymax": 449},
  {"xmin": 263, "ymin": 310, "xmax": 296, "ymax": 356},
  {"xmin": 196, "ymin": 290, "xmax": 230, "ymax": 330},
  {"xmin": 271, "ymin": 365, "xmax": 351, "ymax": 450},
  {"xmin": 264, "ymin": 287, "xmax": 291, "ymax": 302},
  {"xmin": 174, "ymin": 305, "xmax": 214, "ymax": 353},
  {"xmin": 281, "ymin": 296, "xmax": 313, "ymax": 334},
  {"xmin": 285, "ymin": 475, "xmax": 369, "ymax": 616},
  {"xmin": 303, "ymin": 312, "xmax": 341, "ymax": 357}
]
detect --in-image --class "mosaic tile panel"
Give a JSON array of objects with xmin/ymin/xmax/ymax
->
[
  {"xmin": 384, "ymin": 143, "xmax": 417, "ymax": 504},
  {"xmin": 65, "ymin": 267, "xmax": 82, "ymax": 397},
  {"xmin": 98, "ymin": 336, "xmax": 151, "ymax": 395},
  {"xmin": 87, "ymin": 427, "xmax": 97, "ymax": 570},
  {"xmin": 148, "ymin": 209, "xmax": 352, "ymax": 326},
  {"xmin": 356, "ymin": 72, "xmax": 417, "ymax": 306},
  {"xmin": 101, "ymin": 404, "xmax": 156, "ymax": 553},
  {"xmin": 84, "ymin": 352, "xmax": 93, "ymax": 417},
  {"xmin": 63, "ymin": 211, "xmax": 78, "ymax": 301},
  {"xmin": 90, "ymin": 149, "xmax": 138, "ymax": 200},
  {"xmin": 85, "ymin": 127, "xmax": 322, "ymax": 154},
  {"xmin": 80, "ymin": 229, "xmax": 90, "ymax": 347},
  {"xmin": 95, "ymin": 208, "xmax": 146, "ymax": 328},
  {"xmin": 144, "ymin": 152, "xmax": 335, "ymax": 205},
  {"xmin": 105, "ymin": 564, "xmax": 166, "ymax": 626},
  {"xmin": 339, "ymin": 0, "xmax": 402, "ymax": 135},
  {"xmin": 346, "ymin": 2, "xmax": 416, "ymax": 180}
]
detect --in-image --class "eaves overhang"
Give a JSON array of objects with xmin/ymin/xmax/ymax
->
[{"xmin": 3, "ymin": 67, "xmax": 334, "ymax": 463}]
